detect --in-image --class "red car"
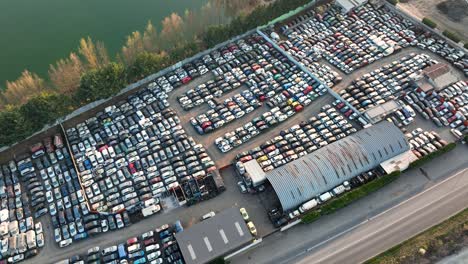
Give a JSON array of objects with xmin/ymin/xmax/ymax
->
[
  {"xmin": 181, "ymin": 76, "xmax": 192, "ymax": 84},
  {"xmin": 294, "ymin": 105, "xmax": 304, "ymax": 112},
  {"xmin": 127, "ymin": 237, "xmax": 138, "ymax": 246},
  {"xmin": 128, "ymin": 163, "xmax": 137, "ymax": 174}
]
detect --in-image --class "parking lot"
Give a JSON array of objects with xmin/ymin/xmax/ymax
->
[{"xmin": 0, "ymin": 1, "xmax": 466, "ymax": 263}]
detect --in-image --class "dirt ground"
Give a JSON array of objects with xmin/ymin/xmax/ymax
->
[{"xmin": 399, "ymin": 0, "xmax": 468, "ymax": 41}]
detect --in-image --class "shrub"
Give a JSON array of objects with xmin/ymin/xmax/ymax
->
[
  {"xmin": 422, "ymin": 18, "xmax": 437, "ymax": 29},
  {"xmin": 387, "ymin": 0, "xmax": 399, "ymax": 5},
  {"xmin": 443, "ymin": 30, "xmax": 461, "ymax": 43},
  {"xmin": 464, "ymin": 42, "xmax": 468, "ymax": 49},
  {"xmin": 302, "ymin": 210, "xmax": 321, "ymax": 224}
]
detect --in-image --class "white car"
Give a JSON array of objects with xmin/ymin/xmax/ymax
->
[{"xmin": 201, "ymin": 211, "xmax": 216, "ymax": 221}]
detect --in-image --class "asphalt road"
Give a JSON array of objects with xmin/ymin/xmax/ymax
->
[
  {"xmin": 295, "ymin": 168, "xmax": 468, "ymax": 264},
  {"xmin": 230, "ymin": 144, "xmax": 468, "ymax": 264}
]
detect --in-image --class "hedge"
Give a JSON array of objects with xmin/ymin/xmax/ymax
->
[
  {"xmin": 422, "ymin": 18, "xmax": 437, "ymax": 29},
  {"xmin": 442, "ymin": 30, "xmax": 461, "ymax": 43},
  {"xmin": 302, "ymin": 171, "xmax": 402, "ymax": 224},
  {"xmin": 408, "ymin": 143, "xmax": 457, "ymax": 169}
]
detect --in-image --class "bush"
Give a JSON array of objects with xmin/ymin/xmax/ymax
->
[
  {"xmin": 302, "ymin": 171, "xmax": 401, "ymax": 223},
  {"xmin": 464, "ymin": 42, "xmax": 468, "ymax": 49},
  {"xmin": 409, "ymin": 143, "xmax": 457, "ymax": 168},
  {"xmin": 387, "ymin": 0, "xmax": 399, "ymax": 5},
  {"xmin": 443, "ymin": 30, "xmax": 462, "ymax": 43},
  {"xmin": 302, "ymin": 210, "xmax": 321, "ymax": 224},
  {"xmin": 422, "ymin": 18, "xmax": 437, "ymax": 29}
]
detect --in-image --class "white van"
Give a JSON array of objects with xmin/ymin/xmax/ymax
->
[
  {"xmin": 319, "ymin": 192, "xmax": 332, "ymax": 203},
  {"xmin": 299, "ymin": 199, "xmax": 318, "ymax": 213},
  {"xmin": 332, "ymin": 185, "xmax": 346, "ymax": 196}
]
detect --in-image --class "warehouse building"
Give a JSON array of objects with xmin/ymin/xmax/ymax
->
[
  {"xmin": 175, "ymin": 207, "xmax": 253, "ymax": 264},
  {"xmin": 266, "ymin": 121, "xmax": 409, "ymax": 211}
]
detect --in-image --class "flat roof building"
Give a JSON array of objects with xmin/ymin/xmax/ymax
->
[
  {"xmin": 336, "ymin": 0, "xmax": 367, "ymax": 14},
  {"xmin": 175, "ymin": 207, "xmax": 253, "ymax": 264},
  {"xmin": 364, "ymin": 100, "xmax": 401, "ymax": 124},
  {"xmin": 243, "ymin": 159, "xmax": 266, "ymax": 187},
  {"xmin": 412, "ymin": 63, "xmax": 458, "ymax": 92},
  {"xmin": 266, "ymin": 121, "xmax": 409, "ymax": 211}
]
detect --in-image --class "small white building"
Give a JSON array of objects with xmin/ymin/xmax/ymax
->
[{"xmin": 336, "ymin": 0, "xmax": 368, "ymax": 14}]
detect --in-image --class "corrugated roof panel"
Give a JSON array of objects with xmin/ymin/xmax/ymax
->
[{"xmin": 266, "ymin": 122, "xmax": 409, "ymax": 211}]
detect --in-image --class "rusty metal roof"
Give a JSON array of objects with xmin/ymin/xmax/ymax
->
[{"xmin": 266, "ymin": 121, "xmax": 409, "ymax": 211}]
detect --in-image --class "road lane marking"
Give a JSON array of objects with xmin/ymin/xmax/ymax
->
[{"xmin": 282, "ymin": 168, "xmax": 467, "ymax": 264}]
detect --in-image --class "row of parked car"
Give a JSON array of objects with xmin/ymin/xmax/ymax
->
[
  {"xmin": 339, "ymin": 53, "xmax": 433, "ymax": 112},
  {"xmin": 190, "ymin": 90, "xmax": 263, "ymax": 134},
  {"xmin": 406, "ymin": 128, "xmax": 449, "ymax": 159},
  {"xmin": 215, "ymin": 79, "xmax": 326, "ymax": 153},
  {"xmin": 26, "ymin": 134, "xmax": 128, "ymax": 247},
  {"xmin": 65, "ymin": 83, "xmax": 218, "ymax": 214},
  {"xmin": 58, "ymin": 222, "xmax": 185, "ymax": 264},
  {"xmin": 405, "ymin": 80, "xmax": 468, "ymax": 133},
  {"xmin": 0, "ymin": 160, "xmax": 44, "ymax": 263},
  {"xmin": 275, "ymin": 3, "xmax": 467, "ymax": 76},
  {"xmin": 276, "ymin": 4, "xmax": 408, "ymax": 74},
  {"xmin": 236, "ymin": 102, "xmax": 358, "ymax": 181}
]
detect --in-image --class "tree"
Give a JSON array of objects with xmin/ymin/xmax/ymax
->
[
  {"xmin": 142, "ymin": 20, "xmax": 159, "ymax": 52},
  {"xmin": 160, "ymin": 13, "xmax": 185, "ymax": 49},
  {"xmin": 122, "ymin": 31, "xmax": 145, "ymax": 65},
  {"xmin": 78, "ymin": 37, "xmax": 109, "ymax": 69},
  {"xmin": 19, "ymin": 92, "xmax": 71, "ymax": 131},
  {"xmin": 1, "ymin": 70, "xmax": 46, "ymax": 108},
  {"xmin": 0, "ymin": 107, "xmax": 29, "ymax": 146},
  {"xmin": 75, "ymin": 62, "xmax": 127, "ymax": 103},
  {"xmin": 48, "ymin": 52, "xmax": 84, "ymax": 95},
  {"xmin": 127, "ymin": 51, "xmax": 168, "ymax": 81}
]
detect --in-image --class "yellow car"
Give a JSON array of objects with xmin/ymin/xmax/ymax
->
[
  {"xmin": 291, "ymin": 101, "xmax": 300, "ymax": 107},
  {"xmin": 287, "ymin": 98, "xmax": 294, "ymax": 105},
  {"xmin": 247, "ymin": 221, "xmax": 257, "ymax": 236},
  {"xmin": 240, "ymin": 208, "xmax": 249, "ymax": 221},
  {"xmin": 257, "ymin": 155, "xmax": 268, "ymax": 162}
]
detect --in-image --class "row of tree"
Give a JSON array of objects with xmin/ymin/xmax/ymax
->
[{"xmin": 0, "ymin": 0, "xmax": 311, "ymax": 147}]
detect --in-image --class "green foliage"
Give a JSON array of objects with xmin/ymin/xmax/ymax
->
[
  {"xmin": 464, "ymin": 42, "xmax": 468, "ymax": 49},
  {"xmin": 208, "ymin": 257, "xmax": 228, "ymax": 264},
  {"xmin": 422, "ymin": 18, "xmax": 437, "ymax": 29},
  {"xmin": 19, "ymin": 92, "xmax": 71, "ymax": 131},
  {"xmin": 302, "ymin": 171, "xmax": 401, "ymax": 224},
  {"xmin": 301, "ymin": 210, "xmax": 321, "ymax": 224},
  {"xmin": 75, "ymin": 62, "xmax": 127, "ymax": 103},
  {"xmin": 442, "ymin": 30, "xmax": 461, "ymax": 43},
  {"xmin": 0, "ymin": 108, "xmax": 29, "ymax": 146},
  {"xmin": 387, "ymin": 0, "xmax": 399, "ymax": 5},
  {"xmin": 0, "ymin": 92, "xmax": 72, "ymax": 146},
  {"xmin": 127, "ymin": 52, "xmax": 169, "ymax": 82},
  {"xmin": 409, "ymin": 143, "xmax": 457, "ymax": 168}
]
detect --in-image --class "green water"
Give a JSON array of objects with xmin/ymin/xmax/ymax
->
[{"xmin": 0, "ymin": 0, "xmax": 211, "ymax": 86}]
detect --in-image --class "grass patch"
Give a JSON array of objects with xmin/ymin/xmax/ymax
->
[
  {"xmin": 422, "ymin": 18, "xmax": 437, "ymax": 28},
  {"xmin": 409, "ymin": 143, "xmax": 457, "ymax": 169},
  {"xmin": 302, "ymin": 171, "xmax": 401, "ymax": 223},
  {"xmin": 443, "ymin": 30, "xmax": 462, "ymax": 43},
  {"xmin": 365, "ymin": 208, "xmax": 468, "ymax": 264}
]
